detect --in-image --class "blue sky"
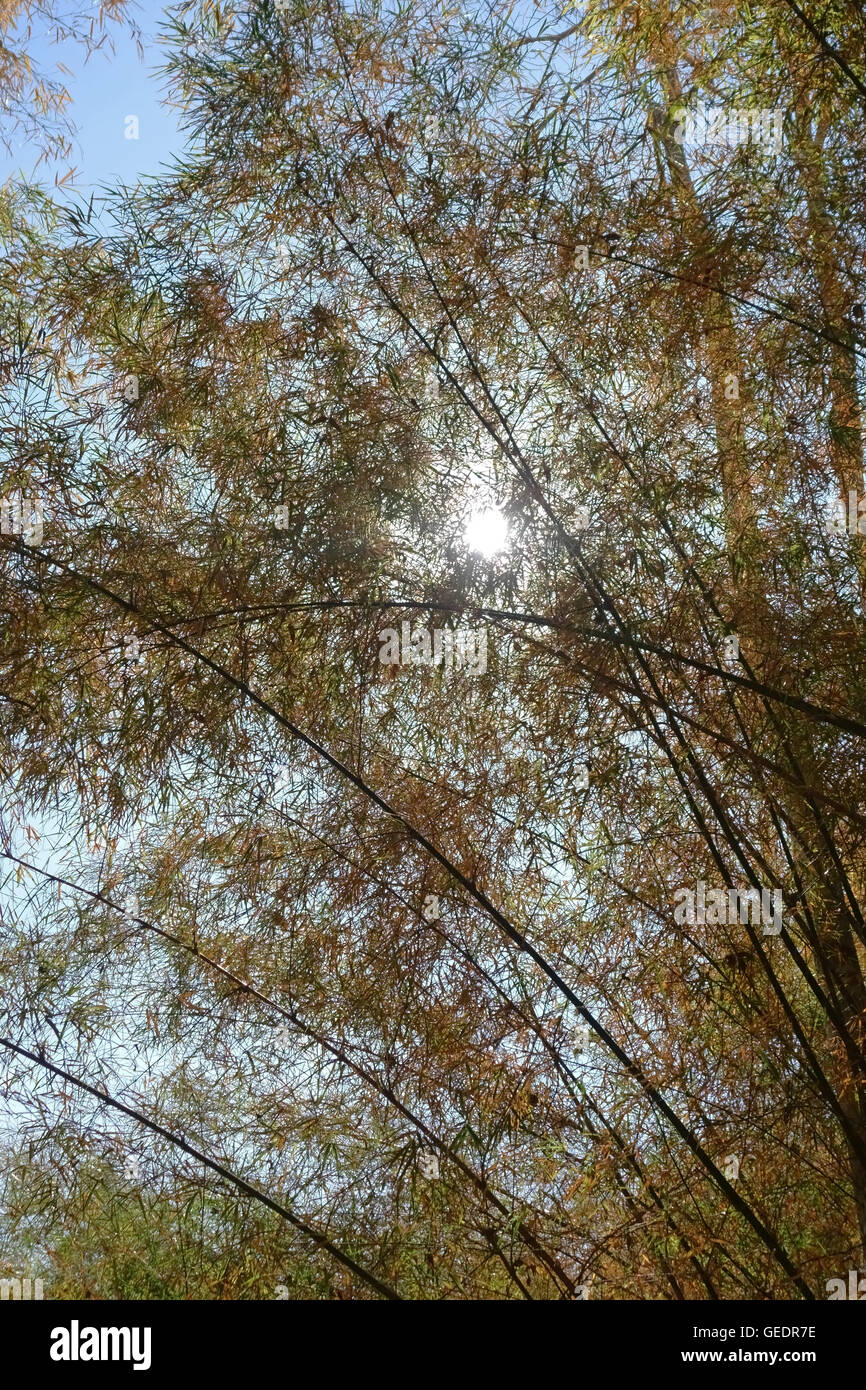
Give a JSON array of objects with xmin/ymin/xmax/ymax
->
[{"xmin": 1, "ymin": 1, "xmax": 184, "ymax": 192}]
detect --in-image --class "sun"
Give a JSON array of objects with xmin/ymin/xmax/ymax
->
[{"xmin": 464, "ymin": 507, "xmax": 508, "ymax": 558}]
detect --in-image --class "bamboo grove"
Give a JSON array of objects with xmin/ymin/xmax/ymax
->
[{"xmin": 1, "ymin": 0, "xmax": 865, "ymax": 1299}]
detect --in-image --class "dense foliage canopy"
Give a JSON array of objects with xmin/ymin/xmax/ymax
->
[{"xmin": 2, "ymin": 0, "xmax": 866, "ymax": 1299}]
